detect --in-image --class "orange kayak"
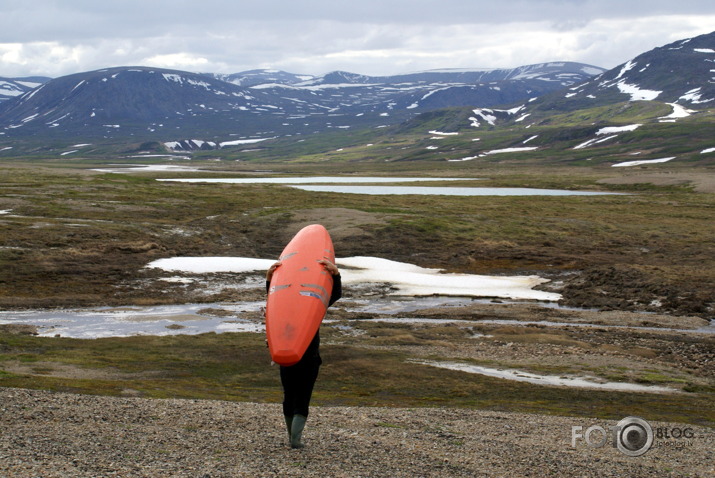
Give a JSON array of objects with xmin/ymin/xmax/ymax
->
[{"xmin": 266, "ymin": 224, "xmax": 335, "ymax": 366}]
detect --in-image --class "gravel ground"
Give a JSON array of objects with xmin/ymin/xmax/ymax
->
[{"xmin": 1, "ymin": 387, "xmax": 713, "ymax": 477}]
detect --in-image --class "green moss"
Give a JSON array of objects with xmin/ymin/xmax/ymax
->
[{"xmin": 4, "ymin": 332, "xmax": 712, "ymax": 425}]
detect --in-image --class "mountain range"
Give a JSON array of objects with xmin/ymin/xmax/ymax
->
[
  {"xmin": 0, "ymin": 30, "xmax": 712, "ymax": 160},
  {"xmin": 0, "ymin": 62, "xmax": 603, "ymax": 144}
]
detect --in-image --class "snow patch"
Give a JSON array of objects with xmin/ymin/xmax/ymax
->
[
  {"xmin": 659, "ymin": 103, "xmax": 694, "ymax": 121},
  {"xmin": 616, "ymin": 82, "xmax": 661, "ymax": 101},
  {"xmin": 679, "ymin": 87, "xmax": 714, "ymax": 104},
  {"xmin": 581, "ymin": 66, "xmax": 604, "ymax": 75},
  {"xmin": 471, "ymin": 108, "xmax": 496, "ymax": 126},
  {"xmin": 16, "ymin": 80, "xmax": 42, "ymax": 88},
  {"xmin": 162, "ymin": 74, "xmax": 212, "ymax": 90},
  {"xmin": 612, "ymin": 157, "xmax": 675, "ymax": 168},
  {"xmin": 147, "ymin": 255, "xmax": 561, "ymax": 301},
  {"xmin": 573, "ymin": 124, "xmax": 643, "ymax": 149},
  {"xmin": 413, "ymin": 360, "xmax": 676, "ymax": 393},
  {"xmin": 165, "ymin": 139, "xmax": 218, "ymax": 151},
  {"xmin": 596, "ymin": 124, "xmax": 641, "ymax": 135},
  {"xmin": 504, "ymin": 106, "xmax": 525, "ymax": 115},
  {"xmin": 219, "ymin": 137, "xmax": 275, "ymax": 147},
  {"xmin": 71, "ymin": 80, "xmax": 86, "ymax": 92},
  {"xmin": 573, "ymin": 135, "xmax": 618, "ymax": 150},
  {"xmin": 0, "ymin": 82, "xmax": 24, "ymax": 97},
  {"xmin": 20, "ymin": 84, "xmax": 44, "ymax": 102},
  {"xmin": 483, "ymin": 147, "xmax": 538, "ymax": 155},
  {"xmin": 614, "ymin": 60, "xmax": 637, "ymax": 80},
  {"xmin": 148, "ymin": 257, "xmax": 274, "ymax": 274}
]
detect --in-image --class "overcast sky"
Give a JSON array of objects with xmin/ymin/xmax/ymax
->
[{"xmin": 1, "ymin": 0, "xmax": 714, "ymax": 78}]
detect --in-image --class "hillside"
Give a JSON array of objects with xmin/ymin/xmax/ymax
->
[
  {"xmin": 531, "ymin": 30, "xmax": 715, "ymax": 113},
  {"xmin": 0, "ymin": 67, "xmax": 317, "ymax": 140},
  {"xmin": 361, "ymin": 31, "xmax": 715, "ymax": 168}
]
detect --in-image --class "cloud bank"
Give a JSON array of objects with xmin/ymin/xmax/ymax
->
[{"xmin": 1, "ymin": 1, "xmax": 714, "ymax": 77}]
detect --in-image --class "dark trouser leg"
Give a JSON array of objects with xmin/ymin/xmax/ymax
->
[
  {"xmin": 280, "ymin": 359, "xmax": 321, "ymax": 447},
  {"xmin": 280, "ymin": 358, "xmax": 321, "ymax": 418},
  {"xmin": 284, "ymin": 414, "xmax": 293, "ymax": 437}
]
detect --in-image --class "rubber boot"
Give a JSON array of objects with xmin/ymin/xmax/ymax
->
[
  {"xmin": 290, "ymin": 414, "xmax": 307, "ymax": 449},
  {"xmin": 284, "ymin": 415, "xmax": 293, "ymax": 439}
]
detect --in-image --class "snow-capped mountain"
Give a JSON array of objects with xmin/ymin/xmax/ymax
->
[
  {"xmin": 0, "ymin": 76, "xmax": 50, "ymax": 102},
  {"xmin": 0, "ymin": 62, "xmax": 603, "ymax": 140},
  {"xmin": 531, "ymin": 31, "xmax": 715, "ymax": 112},
  {"xmin": 243, "ymin": 62, "xmax": 604, "ymax": 113},
  {"xmin": 305, "ymin": 62, "xmax": 603, "ymax": 86},
  {"xmin": 208, "ymin": 69, "xmax": 315, "ymax": 87},
  {"xmin": 0, "ymin": 67, "xmax": 277, "ymax": 138}
]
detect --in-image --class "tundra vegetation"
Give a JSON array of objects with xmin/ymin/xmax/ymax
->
[{"xmin": 0, "ymin": 99, "xmax": 713, "ymax": 426}]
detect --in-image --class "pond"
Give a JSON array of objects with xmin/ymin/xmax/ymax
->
[
  {"xmin": 291, "ymin": 185, "xmax": 621, "ymax": 196},
  {"xmin": 157, "ymin": 177, "xmax": 622, "ymax": 196},
  {"xmin": 157, "ymin": 176, "xmax": 473, "ymax": 184},
  {"xmin": 0, "ymin": 303, "xmax": 266, "ymax": 339}
]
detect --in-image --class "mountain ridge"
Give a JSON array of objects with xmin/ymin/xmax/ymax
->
[
  {"xmin": 528, "ymin": 30, "xmax": 715, "ymax": 114},
  {"xmin": 0, "ymin": 62, "xmax": 604, "ymax": 141},
  {"xmin": 0, "ymin": 30, "xmax": 712, "ymax": 163}
]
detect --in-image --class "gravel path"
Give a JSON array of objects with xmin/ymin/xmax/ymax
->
[{"xmin": 1, "ymin": 387, "xmax": 713, "ymax": 477}]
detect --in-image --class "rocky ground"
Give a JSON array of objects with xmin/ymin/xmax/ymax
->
[{"xmin": 1, "ymin": 387, "xmax": 713, "ymax": 478}]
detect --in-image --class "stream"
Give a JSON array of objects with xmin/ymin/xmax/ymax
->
[{"xmin": 1, "ymin": 296, "xmax": 712, "ymax": 339}]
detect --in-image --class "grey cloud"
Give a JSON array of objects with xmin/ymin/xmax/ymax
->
[
  {"xmin": 7, "ymin": 1, "xmax": 715, "ymax": 37},
  {"xmin": 1, "ymin": 0, "xmax": 714, "ymax": 77}
]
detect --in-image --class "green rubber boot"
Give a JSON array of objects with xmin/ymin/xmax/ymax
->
[{"xmin": 290, "ymin": 414, "xmax": 307, "ymax": 449}]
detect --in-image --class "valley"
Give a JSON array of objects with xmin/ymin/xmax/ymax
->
[
  {"xmin": 0, "ymin": 159, "xmax": 712, "ymax": 417},
  {"xmin": 0, "ymin": 28, "xmax": 713, "ymax": 476}
]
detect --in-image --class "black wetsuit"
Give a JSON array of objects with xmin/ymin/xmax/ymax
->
[{"xmin": 267, "ymin": 273, "xmax": 342, "ymax": 418}]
